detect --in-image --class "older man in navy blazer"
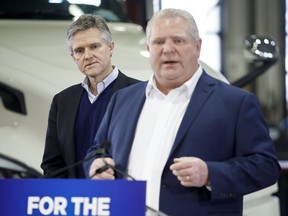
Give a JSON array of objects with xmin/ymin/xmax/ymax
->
[{"xmin": 84, "ymin": 9, "xmax": 280, "ymax": 216}]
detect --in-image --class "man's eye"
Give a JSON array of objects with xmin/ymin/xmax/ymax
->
[
  {"xmin": 74, "ymin": 49, "xmax": 83, "ymax": 55},
  {"xmin": 153, "ymin": 40, "xmax": 164, "ymax": 45},
  {"xmin": 175, "ymin": 39, "xmax": 186, "ymax": 45},
  {"xmin": 91, "ymin": 44, "xmax": 101, "ymax": 50}
]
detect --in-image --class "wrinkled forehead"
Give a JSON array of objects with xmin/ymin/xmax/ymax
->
[
  {"xmin": 150, "ymin": 17, "xmax": 190, "ymax": 38},
  {"xmin": 153, "ymin": 16, "xmax": 187, "ymax": 27}
]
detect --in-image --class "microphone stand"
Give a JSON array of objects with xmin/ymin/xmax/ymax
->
[
  {"xmin": 93, "ymin": 158, "xmax": 169, "ymax": 216},
  {"xmin": 42, "ymin": 140, "xmax": 169, "ymax": 215},
  {"xmin": 40, "ymin": 141, "xmax": 110, "ymax": 178}
]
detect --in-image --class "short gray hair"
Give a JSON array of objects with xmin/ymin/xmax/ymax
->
[
  {"xmin": 66, "ymin": 14, "xmax": 112, "ymax": 53},
  {"xmin": 146, "ymin": 8, "xmax": 200, "ymax": 43}
]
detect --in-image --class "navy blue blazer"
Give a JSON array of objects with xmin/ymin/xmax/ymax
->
[{"xmin": 84, "ymin": 71, "xmax": 280, "ymax": 216}]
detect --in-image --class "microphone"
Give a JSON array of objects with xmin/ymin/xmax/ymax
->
[
  {"xmin": 91, "ymin": 144, "xmax": 169, "ymax": 216},
  {"xmin": 92, "ymin": 157, "xmax": 135, "ymax": 180},
  {"xmin": 41, "ymin": 141, "xmax": 110, "ymax": 178},
  {"xmin": 90, "ymin": 141, "xmax": 117, "ymax": 177}
]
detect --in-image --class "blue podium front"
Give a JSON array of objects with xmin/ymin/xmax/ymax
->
[{"xmin": 0, "ymin": 179, "xmax": 146, "ymax": 216}]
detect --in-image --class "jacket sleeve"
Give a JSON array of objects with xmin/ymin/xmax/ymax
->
[
  {"xmin": 207, "ymin": 93, "xmax": 281, "ymax": 200},
  {"xmin": 41, "ymin": 95, "xmax": 68, "ymax": 178}
]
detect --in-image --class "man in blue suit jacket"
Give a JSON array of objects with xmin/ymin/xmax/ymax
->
[{"xmin": 84, "ymin": 9, "xmax": 280, "ymax": 216}]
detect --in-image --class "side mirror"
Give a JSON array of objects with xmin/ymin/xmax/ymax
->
[
  {"xmin": 232, "ymin": 35, "xmax": 279, "ymax": 88},
  {"xmin": 0, "ymin": 82, "xmax": 27, "ymax": 115},
  {"xmin": 244, "ymin": 35, "xmax": 279, "ymax": 61}
]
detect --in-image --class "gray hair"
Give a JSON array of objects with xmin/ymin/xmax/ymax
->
[
  {"xmin": 146, "ymin": 8, "xmax": 200, "ymax": 43},
  {"xmin": 66, "ymin": 14, "xmax": 112, "ymax": 53}
]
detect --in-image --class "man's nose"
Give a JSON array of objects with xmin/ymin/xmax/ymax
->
[
  {"xmin": 84, "ymin": 48, "xmax": 93, "ymax": 59},
  {"xmin": 163, "ymin": 41, "xmax": 175, "ymax": 54}
]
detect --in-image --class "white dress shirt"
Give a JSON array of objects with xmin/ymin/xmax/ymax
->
[
  {"xmin": 81, "ymin": 66, "xmax": 119, "ymax": 104},
  {"xmin": 127, "ymin": 66, "xmax": 203, "ymax": 211}
]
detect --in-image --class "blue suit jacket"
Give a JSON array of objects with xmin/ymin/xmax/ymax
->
[{"xmin": 84, "ymin": 71, "xmax": 280, "ymax": 216}]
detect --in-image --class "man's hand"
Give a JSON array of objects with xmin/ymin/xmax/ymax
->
[
  {"xmin": 170, "ymin": 157, "xmax": 209, "ymax": 187},
  {"xmin": 89, "ymin": 157, "xmax": 115, "ymax": 180}
]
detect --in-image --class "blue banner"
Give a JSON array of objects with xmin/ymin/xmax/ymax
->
[{"xmin": 0, "ymin": 179, "xmax": 146, "ymax": 216}]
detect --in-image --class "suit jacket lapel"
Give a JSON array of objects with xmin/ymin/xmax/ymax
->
[
  {"xmin": 109, "ymin": 70, "xmax": 137, "ymax": 99},
  {"xmin": 113, "ymin": 83, "xmax": 147, "ymax": 167},
  {"xmin": 170, "ymin": 72, "xmax": 217, "ymax": 155},
  {"xmin": 65, "ymin": 85, "xmax": 84, "ymax": 165}
]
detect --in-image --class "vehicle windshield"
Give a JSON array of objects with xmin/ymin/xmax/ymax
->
[{"xmin": 0, "ymin": 0, "xmax": 128, "ymax": 22}]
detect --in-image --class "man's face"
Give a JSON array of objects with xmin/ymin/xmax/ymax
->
[
  {"xmin": 147, "ymin": 17, "xmax": 201, "ymax": 91},
  {"xmin": 71, "ymin": 28, "xmax": 114, "ymax": 79}
]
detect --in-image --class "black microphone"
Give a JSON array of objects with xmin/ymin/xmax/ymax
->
[
  {"xmin": 40, "ymin": 141, "xmax": 110, "ymax": 178},
  {"xmin": 92, "ymin": 157, "xmax": 135, "ymax": 180},
  {"xmin": 91, "ymin": 141, "xmax": 115, "ymax": 177},
  {"xmin": 90, "ymin": 140, "xmax": 135, "ymax": 180},
  {"xmin": 90, "ymin": 144, "xmax": 169, "ymax": 216}
]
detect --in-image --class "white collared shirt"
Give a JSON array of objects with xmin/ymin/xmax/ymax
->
[
  {"xmin": 81, "ymin": 67, "xmax": 119, "ymax": 103},
  {"xmin": 127, "ymin": 66, "xmax": 203, "ymax": 211}
]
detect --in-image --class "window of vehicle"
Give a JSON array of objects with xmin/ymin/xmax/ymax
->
[{"xmin": 0, "ymin": 0, "xmax": 129, "ymax": 22}]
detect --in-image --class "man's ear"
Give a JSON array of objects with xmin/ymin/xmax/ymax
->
[
  {"xmin": 109, "ymin": 41, "xmax": 115, "ymax": 57},
  {"xmin": 196, "ymin": 39, "xmax": 202, "ymax": 53},
  {"xmin": 71, "ymin": 53, "xmax": 76, "ymax": 62}
]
